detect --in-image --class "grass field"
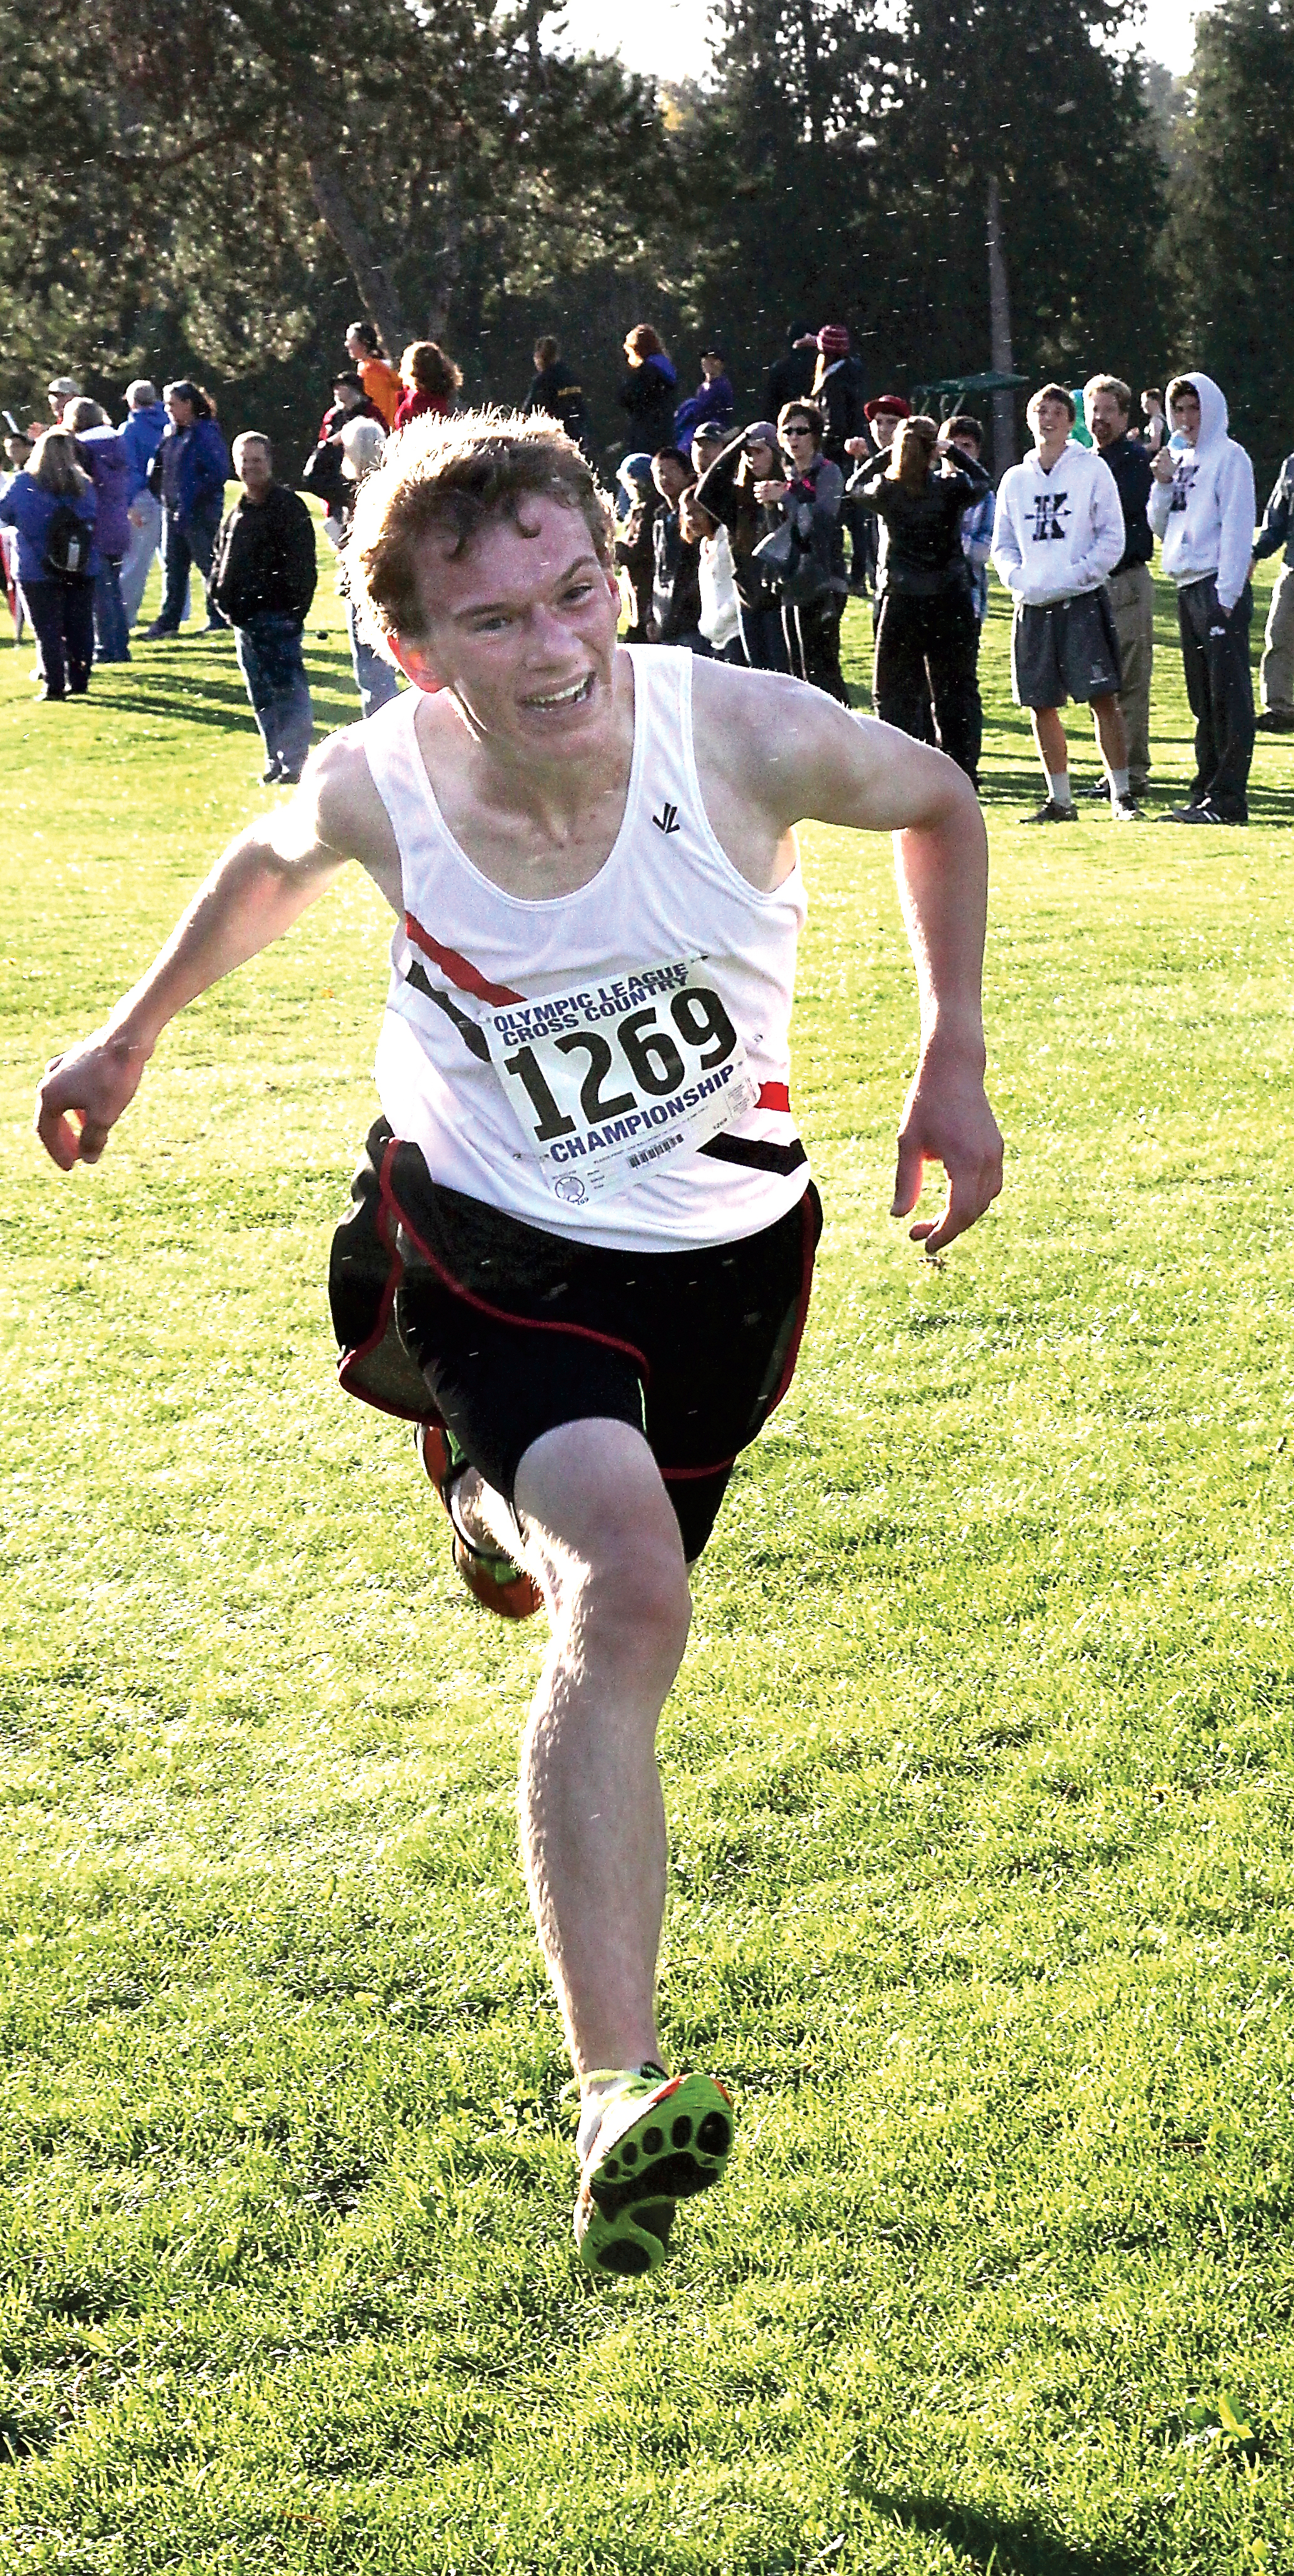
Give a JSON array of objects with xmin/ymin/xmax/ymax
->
[{"xmin": 2, "ymin": 526, "xmax": 1293, "ymax": 2576}]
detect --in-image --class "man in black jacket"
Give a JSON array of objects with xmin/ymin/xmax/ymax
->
[
  {"xmin": 212, "ymin": 435, "xmax": 318, "ymax": 784},
  {"xmin": 524, "ymin": 337, "xmax": 591, "ymax": 458},
  {"xmin": 764, "ymin": 326, "xmax": 818, "ymax": 421},
  {"xmin": 1083, "ymin": 375, "xmax": 1155, "ymax": 806}
]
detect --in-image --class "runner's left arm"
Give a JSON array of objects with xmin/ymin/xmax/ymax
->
[
  {"xmin": 748, "ymin": 684, "xmax": 1003, "ymax": 1254},
  {"xmin": 34, "ymin": 742, "xmax": 371, "ymax": 1172}
]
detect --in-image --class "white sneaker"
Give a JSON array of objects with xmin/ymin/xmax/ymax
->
[{"xmin": 1110, "ymin": 795, "xmax": 1141, "ymax": 821}]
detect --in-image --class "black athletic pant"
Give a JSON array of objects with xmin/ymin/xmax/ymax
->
[
  {"xmin": 1178, "ymin": 575, "xmax": 1255, "ymax": 821},
  {"xmin": 874, "ymin": 588, "xmax": 981, "ymax": 781},
  {"xmin": 23, "ymin": 577, "xmax": 95, "ymax": 696},
  {"xmin": 737, "ymin": 600, "xmax": 789, "ymax": 672},
  {"xmin": 782, "ymin": 594, "xmax": 849, "ymax": 702}
]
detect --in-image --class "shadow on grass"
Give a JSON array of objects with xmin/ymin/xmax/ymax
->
[{"xmin": 860, "ymin": 2490, "xmax": 1151, "ymax": 2575}]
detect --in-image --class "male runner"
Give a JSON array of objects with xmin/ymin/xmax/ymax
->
[{"xmin": 35, "ymin": 415, "xmax": 1002, "ymax": 2279}]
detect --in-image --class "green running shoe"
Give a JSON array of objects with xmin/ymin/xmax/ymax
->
[
  {"xmin": 574, "ymin": 2064, "xmax": 734, "ymax": 2277},
  {"xmin": 415, "ymin": 1421, "xmax": 542, "ymax": 1620}
]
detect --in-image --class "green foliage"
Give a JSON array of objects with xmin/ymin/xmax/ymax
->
[
  {"xmin": 1168, "ymin": 0, "xmax": 1294, "ymax": 493},
  {"xmin": 892, "ymin": 0, "xmax": 1166, "ymax": 385},
  {"xmin": 0, "ymin": 0, "xmax": 677, "ymax": 423},
  {"xmin": 685, "ymin": 0, "xmax": 1166, "ymax": 401},
  {"xmin": 1, "ymin": 543, "xmax": 1293, "ymax": 2567}
]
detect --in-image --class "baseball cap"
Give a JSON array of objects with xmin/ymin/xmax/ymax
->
[
  {"xmin": 48, "ymin": 374, "xmax": 81, "ymax": 400},
  {"xmin": 864, "ymin": 394, "xmax": 911, "ymax": 422}
]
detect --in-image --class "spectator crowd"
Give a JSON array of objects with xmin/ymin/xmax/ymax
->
[{"xmin": 3, "ymin": 315, "xmax": 1291, "ymax": 828}]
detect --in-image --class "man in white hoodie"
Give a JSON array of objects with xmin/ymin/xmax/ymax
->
[
  {"xmin": 1147, "ymin": 372, "xmax": 1256, "ymax": 825},
  {"xmin": 992, "ymin": 384, "xmax": 1132, "ymax": 821}
]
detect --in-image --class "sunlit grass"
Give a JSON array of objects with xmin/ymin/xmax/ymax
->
[{"xmin": 1, "ymin": 532, "xmax": 1293, "ymax": 2572}]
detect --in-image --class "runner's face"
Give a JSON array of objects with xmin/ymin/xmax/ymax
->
[{"xmin": 395, "ymin": 497, "xmax": 620, "ymax": 751}]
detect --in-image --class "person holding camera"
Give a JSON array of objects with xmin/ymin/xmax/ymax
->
[
  {"xmin": 693, "ymin": 421, "xmax": 789, "ymax": 672},
  {"xmin": 847, "ymin": 413, "xmax": 991, "ymax": 783},
  {"xmin": 748, "ymin": 401, "xmax": 849, "ymax": 701}
]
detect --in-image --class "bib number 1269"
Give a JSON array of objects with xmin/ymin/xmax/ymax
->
[
  {"xmin": 504, "ymin": 986, "xmax": 737, "ymax": 1143},
  {"xmin": 480, "ymin": 962, "xmax": 757, "ymax": 1203}
]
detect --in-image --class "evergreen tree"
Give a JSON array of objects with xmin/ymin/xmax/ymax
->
[
  {"xmin": 1167, "ymin": 0, "xmax": 1294, "ymax": 492},
  {"xmin": 894, "ymin": 0, "xmax": 1166, "ymax": 394},
  {"xmin": 674, "ymin": 0, "xmax": 903, "ymax": 396},
  {"xmin": 686, "ymin": 0, "xmax": 1166, "ymax": 414}
]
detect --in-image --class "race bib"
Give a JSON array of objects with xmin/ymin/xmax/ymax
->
[{"xmin": 480, "ymin": 959, "xmax": 758, "ymax": 1206}]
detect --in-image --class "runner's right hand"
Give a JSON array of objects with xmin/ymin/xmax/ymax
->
[{"xmin": 34, "ymin": 1033, "xmax": 148, "ymax": 1170}]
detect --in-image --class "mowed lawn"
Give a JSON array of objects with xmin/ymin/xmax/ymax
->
[{"xmin": 2, "ymin": 525, "xmax": 1293, "ymax": 2576}]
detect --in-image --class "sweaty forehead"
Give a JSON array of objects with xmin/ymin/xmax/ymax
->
[{"xmin": 418, "ymin": 495, "xmax": 603, "ymax": 619}]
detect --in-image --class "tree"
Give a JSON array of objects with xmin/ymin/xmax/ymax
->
[
  {"xmin": 681, "ymin": 0, "xmax": 1166, "ymax": 423},
  {"xmin": 1167, "ymin": 0, "xmax": 1294, "ymax": 493},
  {"xmin": 892, "ymin": 0, "xmax": 1166, "ymax": 401},
  {"xmin": 0, "ymin": 0, "xmax": 676, "ymax": 418},
  {"xmin": 670, "ymin": 0, "xmax": 903, "ymax": 396}
]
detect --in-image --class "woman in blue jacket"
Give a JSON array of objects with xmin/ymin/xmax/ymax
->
[
  {"xmin": 0, "ymin": 428, "xmax": 98, "ymax": 698},
  {"xmin": 144, "ymin": 382, "xmax": 232, "ymax": 637}
]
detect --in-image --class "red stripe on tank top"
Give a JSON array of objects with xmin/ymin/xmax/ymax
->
[{"xmin": 405, "ymin": 912, "xmax": 525, "ymax": 1007}]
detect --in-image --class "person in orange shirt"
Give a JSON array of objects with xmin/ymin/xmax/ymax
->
[{"xmin": 344, "ymin": 321, "xmax": 401, "ymax": 430}]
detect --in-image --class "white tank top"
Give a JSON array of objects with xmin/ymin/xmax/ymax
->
[{"xmin": 366, "ymin": 645, "xmax": 809, "ymax": 1254}]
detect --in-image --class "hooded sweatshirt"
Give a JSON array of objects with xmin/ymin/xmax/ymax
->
[
  {"xmin": 991, "ymin": 438, "xmax": 1124, "ymax": 607},
  {"xmin": 1146, "ymin": 373, "xmax": 1256, "ymax": 613}
]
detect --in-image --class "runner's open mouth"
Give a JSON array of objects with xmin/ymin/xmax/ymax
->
[{"xmin": 519, "ymin": 674, "xmax": 595, "ymax": 711}]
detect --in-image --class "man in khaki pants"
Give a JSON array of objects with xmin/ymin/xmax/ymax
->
[
  {"xmin": 1082, "ymin": 375, "xmax": 1155, "ymax": 808},
  {"xmin": 1253, "ymin": 445, "xmax": 1294, "ymax": 731}
]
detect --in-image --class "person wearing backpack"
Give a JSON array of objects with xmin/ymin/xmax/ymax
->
[{"xmin": 0, "ymin": 426, "xmax": 98, "ymax": 699}]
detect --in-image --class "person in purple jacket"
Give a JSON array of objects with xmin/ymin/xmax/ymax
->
[
  {"xmin": 0, "ymin": 427, "xmax": 98, "ymax": 698},
  {"xmin": 63, "ymin": 398, "xmax": 133, "ymax": 663},
  {"xmin": 143, "ymin": 382, "xmax": 232, "ymax": 639},
  {"xmin": 673, "ymin": 351, "xmax": 735, "ymax": 450}
]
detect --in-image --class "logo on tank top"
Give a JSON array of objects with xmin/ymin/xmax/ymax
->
[{"xmin": 651, "ymin": 800, "xmax": 681, "ymax": 835}]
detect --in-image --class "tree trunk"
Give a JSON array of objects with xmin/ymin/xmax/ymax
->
[
  {"xmin": 426, "ymin": 182, "xmax": 462, "ymax": 343},
  {"xmin": 986, "ymin": 172, "xmax": 1015, "ymax": 475},
  {"xmin": 798, "ymin": 0, "xmax": 826, "ymax": 172},
  {"xmin": 304, "ymin": 146, "xmax": 408, "ymax": 354}
]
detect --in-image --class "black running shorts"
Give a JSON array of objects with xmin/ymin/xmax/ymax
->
[
  {"xmin": 329, "ymin": 1120, "xmax": 821, "ymax": 1563},
  {"xmin": 1010, "ymin": 589, "xmax": 1122, "ymax": 709}
]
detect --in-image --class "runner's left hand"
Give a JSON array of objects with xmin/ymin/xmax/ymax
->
[{"xmin": 891, "ymin": 1054, "xmax": 1003, "ymax": 1254}]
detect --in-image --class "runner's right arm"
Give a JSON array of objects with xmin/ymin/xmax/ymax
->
[{"xmin": 34, "ymin": 733, "xmax": 391, "ymax": 1172}]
